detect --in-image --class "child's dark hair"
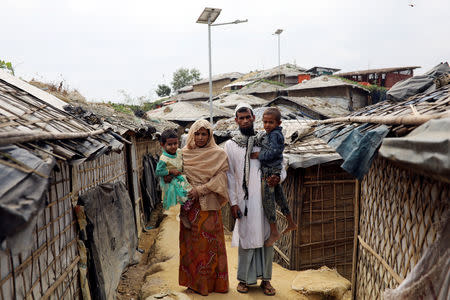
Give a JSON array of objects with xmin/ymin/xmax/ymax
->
[
  {"xmin": 263, "ymin": 107, "xmax": 282, "ymax": 122},
  {"xmin": 160, "ymin": 129, "xmax": 178, "ymax": 144}
]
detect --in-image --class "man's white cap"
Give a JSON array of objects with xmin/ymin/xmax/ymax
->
[{"xmin": 234, "ymin": 102, "xmax": 253, "ymax": 115}]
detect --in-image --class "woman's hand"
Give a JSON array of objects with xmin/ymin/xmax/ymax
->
[
  {"xmin": 188, "ymin": 187, "xmax": 200, "ymax": 201},
  {"xmin": 163, "ymin": 175, "xmax": 173, "ymax": 183},
  {"xmin": 169, "ymin": 169, "xmax": 182, "ymax": 176}
]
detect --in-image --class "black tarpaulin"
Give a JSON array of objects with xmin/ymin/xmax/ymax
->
[
  {"xmin": 140, "ymin": 154, "xmax": 161, "ymax": 224},
  {"xmin": 0, "ymin": 145, "xmax": 55, "ymax": 241},
  {"xmin": 79, "ymin": 181, "xmax": 137, "ymax": 300}
]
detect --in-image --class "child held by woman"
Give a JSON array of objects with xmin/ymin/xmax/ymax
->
[{"xmin": 155, "ymin": 129, "xmax": 192, "ymax": 228}]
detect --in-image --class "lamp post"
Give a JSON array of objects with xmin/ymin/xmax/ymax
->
[
  {"xmin": 197, "ymin": 7, "xmax": 248, "ymax": 124},
  {"xmin": 273, "ymin": 29, "xmax": 283, "ymax": 83}
]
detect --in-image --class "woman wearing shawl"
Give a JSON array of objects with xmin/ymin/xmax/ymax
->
[{"xmin": 180, "ymin": 119, "xmax": 230, "ymax": 295}]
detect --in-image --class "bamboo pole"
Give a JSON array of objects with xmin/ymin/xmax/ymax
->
[
  {"xmin": 358, "ymin": 236, "xmax": 404, "ymax": 284},
  {"xmin": 351, "ymin": 180, "xmax": 360, "ymax": 300},
  {"xmin": 0, "ymin": 128, "xmax": 107, "ymax": 146},
  {"xmin": 314, "ymin": 111, "xmax": 449, "ymax": 126}
]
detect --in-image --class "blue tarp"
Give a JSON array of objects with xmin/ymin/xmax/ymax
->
[{"xmin": 316, "ymin": 124, "xmax": 390, "ymax": 180}]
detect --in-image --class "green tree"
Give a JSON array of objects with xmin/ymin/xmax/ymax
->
[
  {"xmin": 156, "ymin": 84, "xmax": 171, "ymax": 97},
  {"xmin": 171, "ymin": 68, "xmax": 201, "ymax": 92},
  {"xmin": 0, "ymin": 60, "xmax": 15, "ymax": 75}
]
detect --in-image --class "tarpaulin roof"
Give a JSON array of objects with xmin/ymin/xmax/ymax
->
[
  {"xmin": 268, "ymin": 96, "xmax": 351, "ymax": 119},
  {"xmin": 313, "ymin": 81, "xmax": 450, "ymax": 179},
  {"xmin": 146, "ymin": 100, "xmax": 233, "ymax": 122},
  {"xmin": 193, "ymin": 72, "xmax": 243, "ymax": 85},
  {"xmin": 212, "ymin": 93, "xmax": 269, "ymax": 109},
  {"xmin": 387, "ymin": 62, "xmax": 450, "ymax": 102}
]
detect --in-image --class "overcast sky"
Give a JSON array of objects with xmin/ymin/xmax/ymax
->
[{"xmin": 2, "ymin": 0, "xmax": 449, "ymax": 103}]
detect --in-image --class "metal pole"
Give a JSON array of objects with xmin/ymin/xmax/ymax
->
[{"xmin": 208, "ymin": 17, "xmax": 213, "ymax": 124}]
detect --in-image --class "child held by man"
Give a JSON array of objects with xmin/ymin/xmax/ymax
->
[
  {"xmin": 155, "ymin": 129, "xmax": 193, "ymax": 228},
  {"xmin": 251, "ymin": 107, "xmax": 297, "ymax": 246}
]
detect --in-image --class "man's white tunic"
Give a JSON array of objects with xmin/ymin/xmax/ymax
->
[{"xmin": 224, "ymin": 140, "xmax": 286, "ymax": 249}]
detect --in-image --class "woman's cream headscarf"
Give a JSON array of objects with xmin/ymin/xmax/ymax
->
[{"xmin": 182, "ymin": 119, "xmax": 229, "ymax": 210}]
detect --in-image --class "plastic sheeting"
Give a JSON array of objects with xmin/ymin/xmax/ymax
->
[
  {"xmin": 384, "ymin": 211, "xmax": 449, "ymax": 300},
  {"xmin": 387, "ymin": 62, "xmax": 450, "ymax": 102},
  {"xmin": 315, "ymin": 124, "xmax": 390, "ymax": 180},
  {"xmin": 79, "ymin": 182, "xmax": 137, "ymax": 300},
  {"xmin": 379, "ymin": 118, "xmax": 450, "ymax": 180},
  {"xmin": 0, "ymin": 145, "xmax": 55, "ymax": 241}
]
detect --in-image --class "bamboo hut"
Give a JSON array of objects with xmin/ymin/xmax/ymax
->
[
  {"xmin": 0, "ymin": 70, "xmax": 174, "ymax": 299},
  {"xmin": 312, "ymin": 81, "xmax": 450, "ymax": 298},
  {"xmin": 273, "ymin": 121, "xmax": 357, "ymax": 280}
]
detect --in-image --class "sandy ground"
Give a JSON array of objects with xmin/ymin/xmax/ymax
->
[{"xmin": 119, "ymin": 206, "xmax": 351, "ymax": 300}]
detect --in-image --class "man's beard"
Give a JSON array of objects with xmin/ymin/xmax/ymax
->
[{"xmin": 239, "ymin": 125, "xmax": 255, "ymax": 136}]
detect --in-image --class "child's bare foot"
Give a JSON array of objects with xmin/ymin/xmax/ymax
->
[
  {"xmin": 282, "ymin": 214, "xmax": 297, "ymax": 234},
  {"xmin": 282, "ymin": 222, "xmax": 297, "ymax": 234},
  {"xmin": 180, "ymin": 214, "xmax": 191, "ymax": 229},
  {"xmin": 264, "ymin": 230, "xmax": 281, "ymax": 247}
]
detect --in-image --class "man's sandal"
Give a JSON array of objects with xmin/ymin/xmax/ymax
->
[
  {"xmin": 260, "ymin": 280, "xmax": 276, "ymax": 296},
  {"xmin": 237, "ymin": 282, "xmax": 249, "ymax": 293}
]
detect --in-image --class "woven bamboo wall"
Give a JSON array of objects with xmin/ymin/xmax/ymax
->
[
  {"xmin": 0, "ymin": 162, "xmax": 80, "ymax": 300},
  {"xmin": 355, "ymin": 156, "xmax": 450, "ymax": 299},
  {"xmin": 76, "ymin": 151, "xmax": 127, "ymax": 194},
  {"xmin": 275, "ymin": 163, "xmax": 357, "ymax": 280}
]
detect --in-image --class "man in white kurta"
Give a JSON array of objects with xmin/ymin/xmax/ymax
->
[{"xmin": 224, "ymin": 103, "xmax": 285, "ymax": 295}]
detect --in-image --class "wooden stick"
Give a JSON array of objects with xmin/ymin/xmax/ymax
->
[
  {"xmin": 314, "ymin": 111, "xmax": 449, "ymax": 126},
  {"xmin": 40, "ymin": 256, "xmax": 80, "ymax": 300},
  {"xmin": 0, "ymin": 128, "xmax": 107, "ymax": 146},
  {"xmin": 358, "ymin": 236, "xmax": 404, "ymax": 284},
  {"xmin": 351, "ymin": 180, "xmax": 360, "ymax": 300},
  {"xmin": 273, "ymin": 245, "xmax": 290, "ymax": 264}
]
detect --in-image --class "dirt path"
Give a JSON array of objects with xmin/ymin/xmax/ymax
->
[{"xmin": 119, "ymin": 207, "xmax": 351, "ymax": 300}]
